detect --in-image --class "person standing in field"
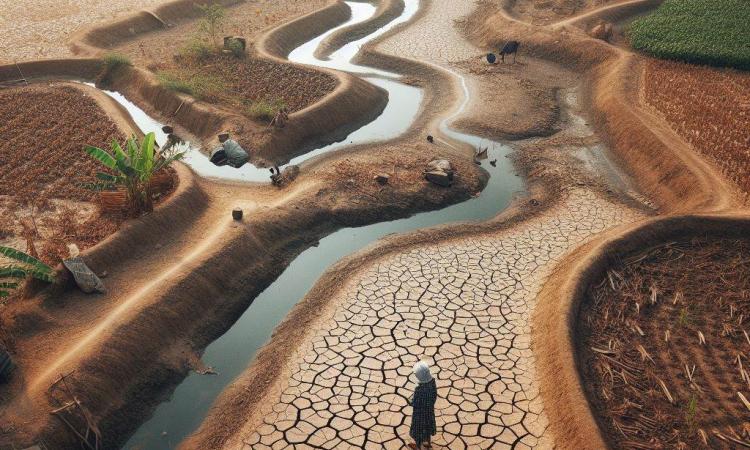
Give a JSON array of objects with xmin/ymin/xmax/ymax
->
[{"xmin": 408, "ymin": 361, "xmax": 438, "ymax": 449}]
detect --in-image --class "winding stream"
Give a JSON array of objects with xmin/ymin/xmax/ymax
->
[{"xmin": 113, "ymin": 1, "xmax": 523, "ymax": 448}]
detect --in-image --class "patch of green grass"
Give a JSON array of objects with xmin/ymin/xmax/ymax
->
[
  {"xmin": 157, "ymin": 71, "xmax": 225, "ymax": 101},
  {"xmin": 102, "ymin": 52, "xmax": 132, "ymax": 71},
  {"xmin": 628, "ymin": 0, "xmax": 750, "ymax": 70},
  {"xmin": 178, "ymin": 38, "xmax": 214, "ymax": 61},
  {"xmin": 246, "ymin": 98, "xmax": 286, "ymax": 122}
]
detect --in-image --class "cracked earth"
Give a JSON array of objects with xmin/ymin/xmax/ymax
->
[
  {"xmin": 239, "ymin": 189, "xmax": 643, "ymax": 450},
  {"xmin": 219, "ymin": 1, "xmax": 647, "ymax": 448}
]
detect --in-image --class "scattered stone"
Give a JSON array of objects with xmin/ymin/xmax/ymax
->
[
  {"xmin": 232, "ymin": 208, "xmax": 243, "ymax": 221},
  {"xmin": 427, "ymin": 135, "xmax": 434, "ymax": 143},
  {"xmin": 374, "ymin": 173, "xmax": 390, "ymax": 185}
]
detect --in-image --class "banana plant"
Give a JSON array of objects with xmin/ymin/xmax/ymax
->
[
  {"xmin": 0, "ymin": 246, "xmax": 54, "ymax": 297},
  {"xmin": 84, "ymin": 132, "xmax": 185, "ymax": 215}
]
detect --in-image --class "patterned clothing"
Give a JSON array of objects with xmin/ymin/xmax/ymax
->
[{"xmin": 409, "ymin": 379, "xmax": 437, "ymax": 445}]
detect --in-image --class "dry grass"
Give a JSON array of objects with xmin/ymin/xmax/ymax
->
[
  {"xmin": 644, "ymin": 59, "xmax": 750, "ymax": 197},
  {"xmin": 579, "ymin": 238, "xmax": 750, "ymax": 449}
]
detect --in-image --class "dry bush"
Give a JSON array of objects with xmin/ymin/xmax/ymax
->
[{"xmin": 644, "ymin": 59, "xmax": 750, "ymax": 196}]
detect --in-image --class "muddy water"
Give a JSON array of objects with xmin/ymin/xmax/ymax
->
[{"xmin": 120, "ymin": 1, "xmax": 523, "ymax": 448}]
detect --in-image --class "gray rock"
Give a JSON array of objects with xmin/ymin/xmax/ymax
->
[{"xmin": 426, "ymin": 159, "xmax": 453, "ymax": 173}]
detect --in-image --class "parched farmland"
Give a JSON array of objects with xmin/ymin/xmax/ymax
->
[
  {"xmin": 0, "ymin": 85, "xmax": 131, "ymax": 263},
  {"xmin": 643, "ymin": 59, "xmax": 750, "ymax": 198},
  {"xmin": 579, "ymin": 237, "xmax": 750, "ymax": 449}
]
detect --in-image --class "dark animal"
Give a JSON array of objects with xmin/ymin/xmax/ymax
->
[
  {"xmin": 486, "ymin": 53, "xmax": 497, "ymax": 64},
  {"xmin": 426, "ymin": 135, "xmax": 434, "ymax": 144},
  {"xmin": 490, "ymin": 159, "xmax": 497, "ymax": 167},
  {"xmin": 500, "ymin": 40, "xmax": 520, "ymax": 63}
]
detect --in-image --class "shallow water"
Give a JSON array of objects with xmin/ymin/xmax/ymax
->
[{"xmin": 120, "ymin": 1, "xmax": 523, "ymax": 448}]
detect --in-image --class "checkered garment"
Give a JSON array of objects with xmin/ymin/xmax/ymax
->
[{"xmin": 409, "ymin": 379, "xmax": 438, "ymax": 445}]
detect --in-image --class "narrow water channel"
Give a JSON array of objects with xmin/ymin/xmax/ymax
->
[{"xmin": 115, "ymin": 1, "xmax": 523, "ymax": 448}]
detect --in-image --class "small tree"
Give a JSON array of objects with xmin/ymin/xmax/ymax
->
[
  {"xmin": 197, "ymin": 3, "xmax": 226, "ymax": 48},
  {"xmin": 0, "ymin": 246, "xmax": 54, "ymax": 297},
  {"xmin": 85, "ymin": 132, "xmax": 185, "ymax": 215}
]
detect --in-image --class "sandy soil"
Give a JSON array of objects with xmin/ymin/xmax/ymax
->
[
  {"xmin": 506, "ymin": 0, "xmax": 620, "ymax": 24},
  {"xmin": 113, "ymin": 0, "xmax": 329, "ymax": 67},
  {"xmin": 0, "ymin": 0, "xmax": 175, "ymax": 63},
  {"xmin": 579, "ymin": 237, "xmax": 750, "ymax": 449}
]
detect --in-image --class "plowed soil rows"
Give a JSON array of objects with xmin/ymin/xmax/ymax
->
[
  {"xmin": 644, "ymin": 59, "xmax": 750, "ymax": 197},
  {"xmin": 579, "ymin": 238, "xmax": 750, "ymax": 449},
  {"xmin": 0, "ymin": 85, "xmax": 162, "ymax": 264},
  {"xmin": 157, "ymin": 53, "xmax": 337, "ymax": 116}
]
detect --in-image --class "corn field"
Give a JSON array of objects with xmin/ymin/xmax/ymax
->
[{"xmin": 629, "ymin": 0, "xmax": 750, "ymax": 70}]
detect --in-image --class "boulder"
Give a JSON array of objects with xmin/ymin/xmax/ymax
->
[
  {"xmin": 426, "ymin": 159, "xmax": 453, "ymax": 174},
  {"xmin": 589, "ymin": 22, "xmax": 613, "ymax": 42},
  {"xmin": 424, "ymin": 159, "xmax": 455, "ymax": 187}
]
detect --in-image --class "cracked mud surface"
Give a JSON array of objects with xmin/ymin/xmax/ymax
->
[
  {"xmin": 239, "ymin": 189, "xmax": 643, "ymax": 449},
  {"xmin": 209, "ymin": 1, "xmax": 649, "ymax": 449}
]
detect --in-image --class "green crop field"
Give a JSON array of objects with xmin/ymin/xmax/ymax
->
[{"xmin": 628, "ymin": 0, "xmax": 750, "ymax": 70}]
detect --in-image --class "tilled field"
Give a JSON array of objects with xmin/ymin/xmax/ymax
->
[
  {"xmin": 579, "ymin": 238, "xmax": 750, "ymax": 449},
  {"xmin": 0, "ymin": 85, "xmax": 127, "ymax": 262},
  {"xmin": 157, "ymin": 53, "xmax": 337, "ymax": 119},
  {"xmin": 644, "ymin": 59, "xmax": 750, "ymax": 198}
]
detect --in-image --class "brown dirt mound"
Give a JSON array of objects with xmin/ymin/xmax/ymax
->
[
  {"xmin": 578, "ymin": 237, "xmax": 750, "ymax": 449},
  {"xmin": 505, "ymin": 0, "xmax": 619, "ymax": 24},
  {"xmin": 643, "ymin": 59, "xmax": 750, "ymax": 199}
]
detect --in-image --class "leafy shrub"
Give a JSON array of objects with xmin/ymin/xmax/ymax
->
[
  {"xmin": 84, "ymin": 132, "xmax": 185, "ymax": 215},
  {"xmin": 102, "ymin": 52, "xmax": 132, "ymax": 71},
  {"xmin": 246, "ymin": 99, "xmax": 285, "ymax": 122},
  {"xmin": 197, "ymin": 3, "xmax": 226, "ymax": 48},
  {"xmin": 0, "ymin": 246, "xmax": 54, "ymax": 297},
  {"xmin": 226, "ymin": 38, "xmax": 245, "ymax": 58},
  {"xmin": 179, "ymin": 38, "xmax": 214, "ymax": 61},
  {"xmin": 628, "ymin": 0, "xmax": 750, "ymax": 70}
]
